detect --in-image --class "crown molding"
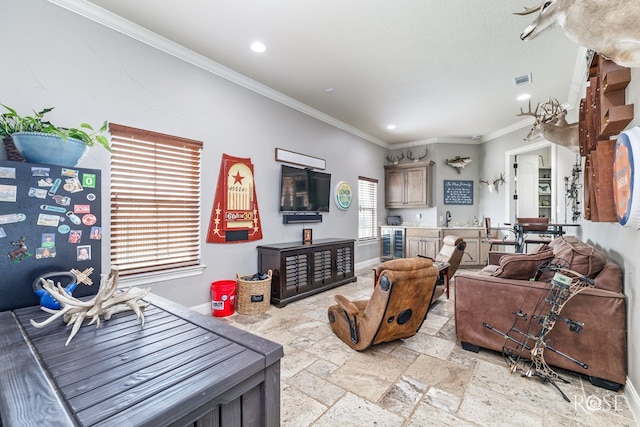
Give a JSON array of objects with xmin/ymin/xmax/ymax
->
[{"xmin": 47, "ymin": 0, "xmax": 388, "ymax": 148}]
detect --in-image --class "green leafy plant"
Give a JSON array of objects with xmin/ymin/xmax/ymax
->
[{"xmin": 1, "ymin": 104, "xmax": 112, "ymax": 152}]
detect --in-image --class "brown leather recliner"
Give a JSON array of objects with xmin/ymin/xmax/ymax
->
[
  {"xmin": 328, "ymin": 257, "xmax": 439, "ymax": 351},
  {"xmin": 435, "ymin": 235, "xmax": 466, "ymax": 276},
  {"xmin": 421, "ymin": 235, "xmax": 466, "ymax": 301}
]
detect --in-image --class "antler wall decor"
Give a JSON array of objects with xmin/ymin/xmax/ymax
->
[
  {"xmin": 479, "ymin": 173, "xmax": 506, "ymax": 193},
  {"xmin": 445, "ymin": 156, "xmax": 472, "ymax": 174},
  {"xmin": 385, "ymin": 151, "xmax": 404, "ymax": 164},
  {"xmin": 407, "ymin": 147, "xmax": 429, "ymax": 162}
]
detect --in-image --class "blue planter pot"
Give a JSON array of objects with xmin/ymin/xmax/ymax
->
[{"xmin": 11, "ymin": 132, "xmax": 89, "ymax": 167}]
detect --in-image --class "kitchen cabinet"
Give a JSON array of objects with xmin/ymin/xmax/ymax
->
[
  {"xmin": 257, "ymin": 238, "xmax": 356, "ymax": 307},
  {"xmin": 401, "ymin": 227, "xmax": 488, "ymax": 266},
  {"xmin": 405, "ymin": 228, "xmax": 440, "ymax": 259},
  {"xmin": 441, "ymin": 229, "xmax": 483, "ymax": 266},
  {"xmin": 384, "ymin": 162, "xmax": 432, "ymax": 208}
]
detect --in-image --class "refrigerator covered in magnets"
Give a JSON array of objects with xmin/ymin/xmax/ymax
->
[{"xmin": 0, "ymin": 160, "xmax": 102, "ymax": 311}]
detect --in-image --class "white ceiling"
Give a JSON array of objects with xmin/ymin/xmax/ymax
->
[{"xmin": 71, "ymin": 0, "xmax": 586, "ymax": 148}]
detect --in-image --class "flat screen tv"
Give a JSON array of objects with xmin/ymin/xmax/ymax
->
[{"xmin": 279, "ymin": 165, "xmax": 331, "ymax": 212}]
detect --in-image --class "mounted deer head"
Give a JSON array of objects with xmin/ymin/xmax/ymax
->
[
  {"xmin": 407, "ymin": 147, "xmax": 429, "ymax": 162},
  {"xmin": 386, "ymin": 151, "xmax": 404, "ymax": 165},
  {"xmin": 515, "ymin": 0, "xmax": 640, "ymax": 68},
  {"xmin": 516, "ymin": 99, "xmax": 579, "ymax": 153}
]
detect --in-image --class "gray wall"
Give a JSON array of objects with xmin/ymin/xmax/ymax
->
[
  {"xmin": 0, "ymin": 0, "xmax": 386, "ymax": 308},
  {"xmin": 385, "ymin": 143, "xmax": 482, "ymax": 227}
]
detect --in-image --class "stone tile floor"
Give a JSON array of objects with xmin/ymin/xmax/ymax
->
[{"xmin": 218, "ymin": 264, "xmax": 637, "ymax": 426}]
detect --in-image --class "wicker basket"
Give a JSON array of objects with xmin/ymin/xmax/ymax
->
[
  {"xmin": 3, "ymin": 137, "xmax": 25, "ymax": 162},
  {"xmin": 236, "ymin": 270, "xmax": 272, "ymax": 315}
]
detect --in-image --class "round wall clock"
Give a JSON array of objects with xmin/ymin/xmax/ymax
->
[{"xmin": 334, "ymin": 181, "xmax": 352, "ymax": 210}]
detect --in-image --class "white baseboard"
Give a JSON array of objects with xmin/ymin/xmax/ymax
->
[
  {"xmin": 190, "ymin": 302, "xmax": 211, "ymax": 316},
  {"xmin": 355, "ymin": 257, "xmax": 380, "ymax": 271},
  {"xmin": 625, "ymin": 376, "xmax": 640, "ymax": 421}
]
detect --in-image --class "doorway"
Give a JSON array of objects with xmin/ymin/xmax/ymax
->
[{"xmin": 504, "ymin": 141, "xmax": 556, "ymax": 223}]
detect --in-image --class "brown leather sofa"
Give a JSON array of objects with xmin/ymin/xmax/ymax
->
[{"xmin": 454, "ymin": 236, "xmax": 627, "ymax": 390}]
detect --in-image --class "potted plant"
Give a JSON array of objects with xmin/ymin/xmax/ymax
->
[{"xmin": 1, "ymin": 104, "xmax": 111, "ymax": 167}]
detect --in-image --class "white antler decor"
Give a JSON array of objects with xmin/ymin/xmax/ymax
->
[
  {"xmin": 386, "ymin": 151, "xmax": 404, "ymax": 164},
  {"xmin": 407, "ymin": 147, "xmax": 429, "ymax": 162},
  {"xmin": 479, "ymin": 173, "xmax": 506, "ymax": 193},
  {"xmin": 515, "ymin": 0, "xmax": 640, "ymax": 68},
  {"xmin": 30, "ymin": 269, "xmax": 150, "ymax": 346},
  {"xmin": 516, "ymin": 98, "xmax": 579, "ymax": 153}
]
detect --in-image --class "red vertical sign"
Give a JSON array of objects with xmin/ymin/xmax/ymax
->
[{"xmin": 207, "ymin": 154, "xmax": 263, "ymax": 243}]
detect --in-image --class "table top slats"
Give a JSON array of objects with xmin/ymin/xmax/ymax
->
[
  {"xmin": 18, "ymin": 305, "xmax": 168, "ymax": 341},
  {"xmin": 48, "ymin": 322, "xmax": 204, "ymax": 379},
  {"xmin": 18, "ymin": 310, "xmax": 177, "ymax": 356},
  {"xmin": 56, "ymin": 330, "xmax": 220, "ymax": 391},
  {"xmin": 0, "ymin": 312, "xmax": 76, "ymax": 427},
  {"xmin": 2, "ymin": 293, "xmax": 283, "ymax": 426},
  {"xmin": 73, "ymin": 347, "xmax": 259, "ymax": 426}
]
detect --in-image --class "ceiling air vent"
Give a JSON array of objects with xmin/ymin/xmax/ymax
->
[{"xmin": 513, "ymin": 73, "xmax": 533, "ymax": 86}]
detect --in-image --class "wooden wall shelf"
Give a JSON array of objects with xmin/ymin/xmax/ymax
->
[
  {"xmin": 579, "ymin": 54, "xmax": 634, "ymax": 222},
  {"xmin": 601, "ymin": 104, "xmax": 634, "ymax": 136},
  {"xmin": 602, "ymin": 68, "xmax": 631, "ymax": 93}
]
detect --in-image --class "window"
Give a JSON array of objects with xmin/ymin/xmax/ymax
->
[
  {"xmin": 109, "ymin": 123, "xmax": 203, "ymax": 276},
  {"xmin": 358, "ymin": 176, "xmax": 378, "ymax": 240}
]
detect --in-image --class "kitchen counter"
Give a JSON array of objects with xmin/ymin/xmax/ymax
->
[
  {"xmin": 381, "ymin": 224, "xmax": 484, "ymax": 230},
  {"xmin": 380, "ymin": 225, "xmax": 489, "ymax": 266}
]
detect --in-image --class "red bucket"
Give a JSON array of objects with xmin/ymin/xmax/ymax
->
[{"xmin": 211, "ymin": 280, "xmax": 236, "ymax": 317}]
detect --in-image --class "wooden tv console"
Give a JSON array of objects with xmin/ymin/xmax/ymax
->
[{"xmin": 257, "ymin": 238, "xmax": 357, "ymax": 307}]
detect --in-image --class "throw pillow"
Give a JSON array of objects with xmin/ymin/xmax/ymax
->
[
  {"xmin": 491, "ymin": 249, "xmax": 554, "ymax": 280},
  {"xmin": 549, "ymin": 237, "xmax": 607, "ymax": 278}
]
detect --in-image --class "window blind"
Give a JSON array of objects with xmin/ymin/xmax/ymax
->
[
  {"xmin": 109, "ymin": 123, "xmax": 203, "ymax": 276},
  {"xmin": 358, "ymin": 176, "xmax": 378, "ymax": 240}
]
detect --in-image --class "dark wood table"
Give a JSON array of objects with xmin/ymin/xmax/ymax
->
[
  {"xmin": 505, "ymin": 222, "xmax": 580, "ymax": 253},
  {"xmin": 0, "ymin": 293, "xmax": 283, "ymax": 427},
  {"xmin": 433, "ymin": 261, "xmax": 452, "ymax": 298}
]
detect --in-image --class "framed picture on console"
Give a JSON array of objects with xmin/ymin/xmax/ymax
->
[{"xmin": 303, "ymin": 228, "xmax": 313, "ymax": 245}]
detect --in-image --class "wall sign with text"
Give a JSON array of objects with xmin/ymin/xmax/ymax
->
[
  {"xmin": 206, "ymin": 153, "xmax": 263, "ymax": 243},
  {"xmin": 444, "ymin": 180, "xmax": 474, "ymax": 205},
  {"xmin": 334, "ymin": 181, "xmax": 352, "ymax": 210}
]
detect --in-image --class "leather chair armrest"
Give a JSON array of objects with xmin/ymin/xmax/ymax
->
[{"xmin": 334, "ymin": 294, "xmax": 360, "ymax": 317}]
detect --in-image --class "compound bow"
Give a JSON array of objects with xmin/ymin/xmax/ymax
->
[{"xmin": 484, "ymin": 260, "xmax": 595, "ymax": 401}]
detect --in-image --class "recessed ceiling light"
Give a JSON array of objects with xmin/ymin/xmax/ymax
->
[
  {"xmin": 517, "ymin": 93, "xmax": 531, "ymax": 101},
  {"xmin": 250, "ymin": 41, "xmax": 266, "ymax": 53},
  {"xmin": 387, "ymin": 124, "xmax": 397, "ymax": 130}
]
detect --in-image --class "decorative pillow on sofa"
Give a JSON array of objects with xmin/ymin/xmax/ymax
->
[
  {"xmin": 549, "ymin": 236, "xmax": 607, "ymax": 278},
  {"xmin": 491, "ymin": 249, "xmax": 554, "ymax": 280}
]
